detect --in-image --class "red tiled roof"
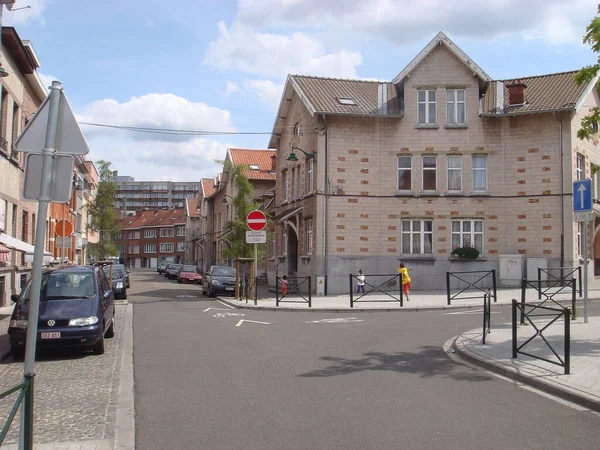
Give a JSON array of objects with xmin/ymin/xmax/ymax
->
[
  {"xmin": 201, "ymin": 178, "xmax": 215, "ymax": 198},
  {"xmin": 228, "ymin": 148, "xmax": 276, "ymax": 181},
  {"xmin": 186, "ymin": 198, "xmax": 198, "ymax": 218},
  {"xmin": 119, "ymin": 209, "xmax": 187, "ymax": 230}
]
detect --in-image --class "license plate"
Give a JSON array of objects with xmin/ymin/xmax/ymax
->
[
  {"xmin": 41, "ymin": 332, "xmax": 61, "ymax": 339},
  {"xmin": 225, "ymin": 287, "xmax": 234, "ymax": 291}
]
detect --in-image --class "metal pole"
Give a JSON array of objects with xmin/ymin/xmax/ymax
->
[
  {"xmin": 512, "ymin": 300, "xmax": 518, "ymax": 359},
  {"xmin": 254, "ymin": 243, "xmax": 258, "ymax": 299},
  {"xmin": 564, "ymin": 308, "xmax": 571, "ymax": 375},
  {"xmin": 537, "ymin": 267, "xmax": 542, "ymax": 300},
  {"xmin": 492, "ymin": 269, "xmax": 497, "ymax": 303},
  {"xmin": 446, "ymin": 272, "xmax": 450, "ymax": 305},
  {"xmin": 349, "ymin": 274, "xmax": 353, "ymax": 308},
  {"xmin": 584, "ymin": 220, "xmax": 589, "ymax": 323},
  {"xmin": 21, "ymin": 80, "xmax": 63, "ymax": 450}
]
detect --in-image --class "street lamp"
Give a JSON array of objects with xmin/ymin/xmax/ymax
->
[
  {"xmin": 287, "ymin": 145, "xmax": 315, "ymax": 162},
  {"xmin": 221, "ymin": 194, "xmax": 234, "ymax": 204}
]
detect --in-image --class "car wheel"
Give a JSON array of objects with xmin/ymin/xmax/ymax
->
[
  {"xmin": 209, "ymin": 287, "xmax": 216, "ymax": 298},
  {"xmin": 122, "ymin": 290, "xmax": 127, "ymax": 300},
  {"xmin": 105, "ymin": 317, "xmax": 115, "ymax": 338},
  {"xmin": 92, "ymin": 333, "xmax": 105, "ymax": 355},
  {"xmin": 11, "ymin": 346, "xmax": 24, "ymax": 360}
]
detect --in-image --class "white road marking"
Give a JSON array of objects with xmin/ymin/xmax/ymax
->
[
  {"xmin": 305, "ymin": 317, "xmax": 364, "ymax": 324},
  {"xmin": 203, "ymin": 307, "xmax": 232, "ymax": 312},
  {"xmin": 213, "ymin": 312, "xmax": 245, "ymax": 318},
  {"xmin": 235, "ymin": 319, "xmax": 271, "ymax": 327},
  {"xmin": 177, "ymin": 295, "xmax": 198, "ymax": 298},
  {"xmin": 444, "ymin": 309, "xmax": 500, "ymax": 316},
  {"xmin": 217, "ymin": 300, "xmax": 235, "ymax": 309}
]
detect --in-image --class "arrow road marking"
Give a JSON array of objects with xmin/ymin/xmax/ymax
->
[
  {"xmin": 305, "ymin": 317, "xmax": 364, "ymax": 324},
  {"xmin": 235, "ymin": 319, "xmax": 271, "ymax": 327},
  {"xmin": 578, "ymin": 183, "xmax": 587, "ymax": 209}
]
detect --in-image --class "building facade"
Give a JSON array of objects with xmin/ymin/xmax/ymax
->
[
  {"xmin": 114, "ymin": 177, "xmax": 199, "ymax": 214},
  {"xmin": 268, "ymin": 32, "xmax": 600, "ymax": 294}
]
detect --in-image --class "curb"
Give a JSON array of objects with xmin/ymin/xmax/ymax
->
[{"xmin": 451, "ymin": 334, "xmax": 600, "ymax": 413}]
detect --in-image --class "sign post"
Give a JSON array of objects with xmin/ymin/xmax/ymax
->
[
  {"xmin": 573, "ymin": 179, "xmax": 592, "ymax": 323},
  {"xmin": 13, "ymin": 81, "xmax": 89, "ymax": 449},
  {"xmin": 246, "ymin": 210, "xmax": 267, "ymax": 299}
]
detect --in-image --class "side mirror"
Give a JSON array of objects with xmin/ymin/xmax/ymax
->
[
  {"xmin": 10, "ymin": 294, "xmax": 20, "ymax": 303},
  {"xmin": 104, "ymin": 290, "xmax": 112, "ymax": 299}
]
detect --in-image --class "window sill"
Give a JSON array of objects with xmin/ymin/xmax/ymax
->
[
  {"xmin": 399, "ymin": 255, "xmax": 436, "ymax": 261},
  {"xmin": 444, "ymin": 123, "xmax": 468, "ymax": 129},
  {"xmin": 300, "ymin": 255, "xmax": 311, "ymax": 260},
  {"xmin": 449, "ymin": 257, "xmax": 488, "ymax": 262},
  {"xmin": 415, "ymin": 124, "xmax": 439, "ymax": 129},
  {"xmin": 467, "ymin": 192, "xmax": 490, "ymax": 197},
  {"xmin": 395, "ymin": 190, "xmax": 415, "ymax": 196},
  {"xmin": 419, "ymin": 191, "xmax": 440, "ymax": 197},
  {"xmin": 278, "ymin": 254, "xmax": 287, "ymax": 259}
]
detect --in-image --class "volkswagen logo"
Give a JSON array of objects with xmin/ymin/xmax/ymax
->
[{"xmin": 47, "ymin": 319, "xmax": 56, "ymax": 327}]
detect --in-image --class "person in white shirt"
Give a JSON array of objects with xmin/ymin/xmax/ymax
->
[{"xmin": 356, "ymin": 269, "xmax": 366, "ymax": 294}]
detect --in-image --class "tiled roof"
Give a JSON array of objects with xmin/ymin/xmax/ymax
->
[
  {"xmin": 481, "ymin": 71, "xmax": 587, "ymax": 116},
  {"xmin": 228, "ymin": 148, "xmax": 276, "ymax": 180},
  {"xmin": 119, "ymin": 209, "xmax": 186, "ymax": 230},
  {"xmin": 186, "ymin": 198, "xmax": 198, "ymax": 218},
  {"xmin": 201, "ymin": 178, "xmax": 215, "ymax": 198},
  {"xmin": 291, "ymin": 75, "xmax": 401, "ymax": 117}
]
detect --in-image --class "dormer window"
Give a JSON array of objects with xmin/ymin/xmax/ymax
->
[
  {"xmin": 337, "ymin": 97, "xmax": 356, "ymax": 106},
  {"xmin": 249, "ymin": 164, "xmax": 260, "ymax": 170}
]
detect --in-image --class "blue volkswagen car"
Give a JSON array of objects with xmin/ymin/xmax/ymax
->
[{"xmin": 8, "ymin": 265, "xmax": 116, "ymax": 359}]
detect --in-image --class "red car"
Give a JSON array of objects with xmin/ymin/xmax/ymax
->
[{"xmin": 177, "ymin": 265, "xmax": 202, "ymax": 284}]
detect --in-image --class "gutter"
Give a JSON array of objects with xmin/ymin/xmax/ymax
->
[
  {"xmin": 554, "ymin": 112, "xmax": 565, "ymax": 268},
  {"xmin": 322, "ymin": 113, "xmax": 329, "ymax": 295}
]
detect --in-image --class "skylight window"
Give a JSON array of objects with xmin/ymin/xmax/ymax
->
[
  {"xmin": 249, "ymin": 164, "xmax": 260, "ymax": 170},
  {"xmin": 337, "ymin": 97, "xmax": 356, "ymax": 106}
]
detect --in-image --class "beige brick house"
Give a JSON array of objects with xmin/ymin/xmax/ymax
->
[{"xmin": 268, "ymin": 32, "xmax": 600, "ymax": 294}]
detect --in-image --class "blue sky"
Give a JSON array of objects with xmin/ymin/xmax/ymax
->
[{"xmin": 5, "ymin": 0, "xmax": 600, "ymax": 181}]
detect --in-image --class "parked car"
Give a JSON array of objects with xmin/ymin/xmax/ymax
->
[
  {"xmin": 165, "ymin": 263, "xmax": 183, "ymax": 280},
  {"xmin": 8, "ymin": 265, "xmax": 115, "ymax": 359},
  {"xmin": 102, "ymin": 265, "xmax": 128, "ymax": 300},
  {"xmin": 164, "ymin": 263, "xmax": 173, "ymax": 277},
  {"xmin": 157, "ymin": 262, "xmax": 167, "ymax": 274},
  {"xmin": 202, "ymin": 265, "xmax": 236, "ymax": 297},
  {"xmin": 114, "ymin": 263, "xmax": 130, "ymax": 288},
  {"xmin": 178, "ymin": 265, "xmax": 202, "ymax": 284}
]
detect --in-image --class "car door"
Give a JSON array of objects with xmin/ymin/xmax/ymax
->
[{"xmin": 97, "ymin": 269, "xmax": 114, "ymax": 328}]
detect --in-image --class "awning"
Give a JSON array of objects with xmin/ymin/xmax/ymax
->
[{"xmin": 0, "ymin": 233, "xmax": 52, "ymax": 262}]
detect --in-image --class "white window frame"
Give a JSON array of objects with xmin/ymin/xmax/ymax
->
[
  {"xmin": 306, "ymin": 158, "xmax": 314, "ymax": 193},
  {"xmin": 576, "ymin": 153, "xmax": 585, "ymax": 181},
  {"xmin": 177, "ymin": 241, "xmax": 185, "ymax": 251},
  {"xmin": 160, "ymin": 243, "xmax": 174, "ymax": 252},
  {"xmin": 306, "ymin": 219, "xmax": 313, "ymax": 255},
  {"xmin": 417, "ymin": 89, "xmax": 437, "ymax": 125},
  {"xmin": 451, "ymin": 219, "xmax": 484, "ymax": 253},
  {"xmin": 422, "ymin": 156, "xmax": 437, "ymax": 191},
  {"xmin": 128, "ymin": 245, "xmax": 139, "ymax": 254},
  {"xmin": 160, "ymin": 228, "xmax": 174, "ymax": 237},
  {"xmin": 143, "ymin": 229, "xmax": 156, "ymax": 238},
  {"xmin": 177, "ymin": 226, "xmax": 185, "ymax": 236},
  {"xmin": 282, "ymin": 170, "xmax": 288, "ymax": 202},
  {"xmin": 397, "ymin": 156, "xmax": 412, "ymax": 191},
  {"xmin": 446, "ymin": 88, "xmax": 466, "ymax": 124},
  {"xmin": 472, "ymin": 155, "xmax": 488, "ymax": 192},
  {"xmin": 447, "ymin": 155, "xmax": 462, "ymax": 192},
  {"xmin": 291, "ymin": 168, "xmax": 297, "ymax": 199},
  {"xmin": 144, "ymin": 244, "xmax": 156, "ymax": 253},
  {"xmin": 401, "ymin": 220, "xmax": 433, "ymax": 254}
]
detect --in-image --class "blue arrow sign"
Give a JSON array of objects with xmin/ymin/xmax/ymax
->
[{"xmin": 573, "ymin": 179, "xmax": 592, "ymax": 212}]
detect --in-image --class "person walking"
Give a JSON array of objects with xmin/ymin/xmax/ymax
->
[
  {"xmin": 356, "ymin": 269, "xmax": 366, "ymax": 294},
  {"xmin": 280, "ymin": 275, "xmax": 289, "ymax": 296},
  {"xmin": 398, "ymin": 263, "xmax": 411, "ymax": 300}
]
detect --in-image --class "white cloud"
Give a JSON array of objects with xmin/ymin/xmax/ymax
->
[
  {"xmin": 245, "ymin": 79, "xmax": 283, "ymax": 110},
  {"xmin": 3, "ymin": 0, "xmax": 47, "ymax": 26},
  {"xmin": 225, "ymin": 80, "xmax": 241, "ymax": 96},
  {"xmin": 37, "ymin": 72, "xmax": 59, "ymax": 91},
  {"xmin": 235, "ymin": 0, "xmax": 597, "ymax": 45},
  {"xmin": 204, "ymin": 22, "xmax": 362, "ymax": 79}
]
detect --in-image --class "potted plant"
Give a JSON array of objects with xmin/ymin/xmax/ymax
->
[{"xmin": 451, "ymin": 245, "xmax": 480, "ymax": 259}]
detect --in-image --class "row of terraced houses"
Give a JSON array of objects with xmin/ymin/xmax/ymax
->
[{"xmin": 117, "ymin": 32, "xmax": 600, "ymax": 294}]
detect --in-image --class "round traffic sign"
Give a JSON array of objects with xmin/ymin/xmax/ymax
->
[
  {"xmin": 55, "ymin": 219, "xmax": 73, "ymax": 237},
  {"xmin": 246, "ymin": 210, "xmax": 267, "ymax": 231}
]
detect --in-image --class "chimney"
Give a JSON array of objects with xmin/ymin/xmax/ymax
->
[
  {"xmin": 507, "ymin": 80, "xmax": 527, "ymax": 106},
  {"xmin": 377, "ymin": 83, "xmax": 387, "ymax": 115},
  {"xmin": 135, "ymin": 210, "xmax": 144, "ymax": 217},
  {"xmin": 270, "ymin": 154, "xmax": 276, "ymax": 173}
]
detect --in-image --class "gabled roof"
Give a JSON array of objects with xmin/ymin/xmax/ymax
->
[
  {"xmin": 201, "ymin": 178, "xmax": 215, "ymax": 199},
  {"xmin": 392, "ymin": 31, "xmax": 491, "ymax": 85},
  {"xmin": 186, "ymin": 198, "xmax": 198, "ymax": 218},
  {"xmin": 228, "ymin": 148, "xmax": 276, "ymax": 181},
  {"xmin": 119, "ymin": 209, "xmax": 186, "ymax": 230},
  {"xmin": 480, "ymin": 71, "xmax": 593, "ymax": 116}
]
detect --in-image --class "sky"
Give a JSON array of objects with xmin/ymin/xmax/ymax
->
[{"xmin": 3, "ymin": 0, "xmax": 600, "ymax": 182}]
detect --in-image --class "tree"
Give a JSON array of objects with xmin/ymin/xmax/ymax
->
[
  {"xmin": 87, "ymin": 160, "xmax": 120, "ymax": 261},
  {"xmin": 220, "ymin": 161, "xmax": 262, "ymax": 261},
  {"xmin": 576, "ymin": 4, "xmax": 600, "ymax": 140}
]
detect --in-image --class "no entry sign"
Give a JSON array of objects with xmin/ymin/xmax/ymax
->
[{"xmin": 246, "ymin": 210, "xmax": 267, "ymax": 231}]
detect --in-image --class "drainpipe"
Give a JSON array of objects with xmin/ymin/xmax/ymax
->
[
  {"xmin": 322, "ymin": 113, "xmax": 329, "ymax": 295},
  {"xmin": 555, "ymin": 113, "xmax": 565, "ymax": 269}
]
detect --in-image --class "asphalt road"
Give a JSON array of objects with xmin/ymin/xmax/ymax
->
[{"xmin": 131, "ymin": 270, "xmax": 600, "ymax": 450}]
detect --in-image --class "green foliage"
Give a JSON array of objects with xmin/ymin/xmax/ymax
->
[
  {"xmin": 220, "ymin": 161, "xmax": 266, "ymax": 261},
  {"xmin": 87, "ymin": 160, "xmax": 120, "ymax": 261},
  {"xmin": 576, "ymin": 6, "xmax": 600, "ymax": 140},
  {"xmin": 451, "ymin": 246, "xmax": 480, "ymax": 259}
]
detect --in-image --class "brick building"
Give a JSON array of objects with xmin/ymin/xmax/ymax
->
[
  {"xmin": 114, "ymin": 208, "xmax": 187, "ymax": 268},
  {"xmin": 268, "ymin": 32, "xmax": 600, "ymax": 294}
]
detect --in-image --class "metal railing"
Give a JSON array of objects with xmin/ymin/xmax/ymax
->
[
  {"xmin": 520, "ymin": 278, "xmax": 576, "ymax": 323},
  {"xmin": 276, "ymin": 275, "xmax": 312, "ymax": 307},
  {"xmin": 238, "ymin": 273, "xmax": 257, "ymax": 305},
  {"xmin": 349, "ymin": 273, "xmax": 403, "ymax": 308},
  {"xmin": 482, "ymin": 289, "xmax": 492, "ymax": 345},
  {"xmin": 446, "ymin": 270, "xmax": 497, "ymax": 305},
  {"xmin": 512, "ymin": 299, "xmax": 571, "ymax": 375},
  {"xmin": 538, "ymin": 267, "xmax": 582, "ymax": 298},
  {"xmin": 0, "ymin": 375, "xmax": 34, "ymax": 448}
]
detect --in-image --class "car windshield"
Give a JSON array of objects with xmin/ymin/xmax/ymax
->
[
  {"xmin": 212, "ymin": 267, "xmax": 236, "ymax": 277},
  {"xmin": 22, "ymin": 271, "xmax": 95, "ymax": 300},
  {"xmin": 181, "ymin": 265, "xmax": 197, "ymax": 272},
  {"xmin": 170, "ymin": 264, "xmax": 182, "ymax": 270},
  {"xmin": 103, "ymin": 266, "xmax": 124, "ymax": 278}
]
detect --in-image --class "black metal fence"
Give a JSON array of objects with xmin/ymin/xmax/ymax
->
[
  {"xmin": 512, "ymin": 299, "xmax": 571, "ymax": 375},
  {"xmin": 276, "ymin": 276, "xmax": 312, "ymax": 307},
  {"xmin": 482, "ymin": 289, "xmax": 492, "ymax": 345},
  {"xmin": 349, "ymin": 273, "xmax": 403, "ymax": 308},
  {"xmin": 238, "ymin": 273, "xmax": 257, "ymax": 305},
  {"xmin": 446, "ymin": 270, "xmax": 497, "ymax": 305},
  {"xmin": 1, "ymin": 375, "xmax": 34, "ymax": 448},
  {"xmin": 538, "ymin": 267, "xmax": 582, "ymax": 298},
  {"xmin": 520, "ymin": 278, "xmax": 576, "ymax": 323}
]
